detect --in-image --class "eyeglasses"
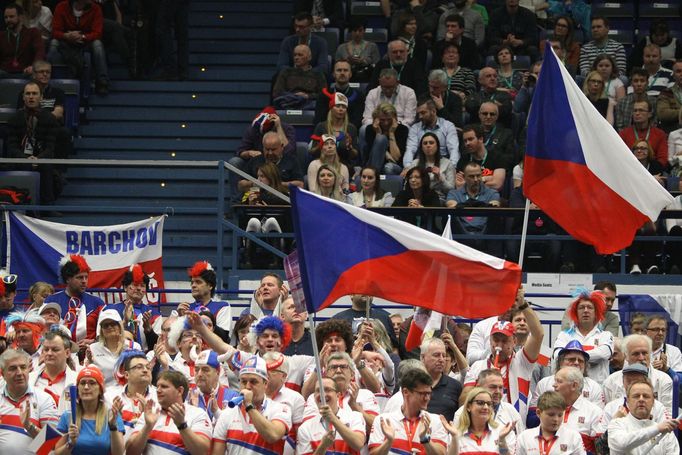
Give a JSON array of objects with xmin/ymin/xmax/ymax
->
[
  {"xmin": 1, "ymin": 274, "xmax": 17, "ymax": 284},
  {"xmin": 588, "ymin": 79, "xmax": 603, "ymax": 84},
  {"xmin": 128, "ymin": 364, "xmax": 152, "ymax": 372},
  {"xmin": 646, "ymin": 327, "xmax": 666, "ymax": 333},
  {"xmin": 101, "ymin": 321, "xmax": 119, "ymax": 329},
  {"xmin": 328, "ymin": 364, "xmax": 350, "ymax": 371},
  {"xmin": 472, "ymin": 399, "xmax": 493, "ymax": 407},
  {"xmin": 409, "ymin": 389, "xmax": 432, "ymax": 399},
  {"xmin": 181, "ymin": 331, "xmax": 200, "ymax": 339}
]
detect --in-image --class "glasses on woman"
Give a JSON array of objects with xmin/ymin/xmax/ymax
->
[
  {"xmin": 632, "ymin": 146, "xmax": 649, "ymax": 152},
  {"xmin": 472, "ymin": 399, "xmax": 493, "ymax": 407},
  {"xmin": 588, "ymin": 79, "xmax": 603, "ymax": 84}
]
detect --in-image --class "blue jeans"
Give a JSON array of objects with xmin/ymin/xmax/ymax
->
[
  {"xmin": 47, "ymin": 38, "xmax": 108, "ymax": 80},
  {"xmin": 367, "ymin": 134, "xmax": 403, "ymax": 175}
]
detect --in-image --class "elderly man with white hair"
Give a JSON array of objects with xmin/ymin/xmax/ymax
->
[
  {"xmin": 553, "ymin": 366, "xmax": 607, "ymax": 453},
  {"xmin": 602, "ymin": 334, "xmax": 673, "ymax": 414}
]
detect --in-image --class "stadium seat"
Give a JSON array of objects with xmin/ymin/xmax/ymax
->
[
  {"xmin": 639, "ymin": 2, "xmax": 680, "ymax": 18},
  {"xmin": 591, "ymin": 1, "xmax": 635, "ymax": 18},
  {"xmin": 484, "ymin": 55, "xmax": 531, "ymax": 71},
  {"xmin": 0, "ymin": 79, "xmax": 26, "ymax": 108},
  {"xmin": 380, "ymin": 174, "xmax": 403, "ymax": 196},
  {"xmin": 607, "ymin": 28, "xmax": 634, "ymax": 46},
  {"xmin": 345, "ymin": 27, "xmax": 388, "ymax": 44},
  {"xmin": 276, "ymin": 109, "xmax": 316, "ymax": 126},
  {"xmin": 50, "ymin": 79, "xmax": 81, "ymax": 131},
  {"xmin": 0, "ymin": 171, "xmax": 41, "ymax": 205},
  {"xmin": 314, "ymin": 28, "xmax": 340, "ymax": 56},
  {"xmin": 0, "ymin": 107, "xmax": 17, "ymax": 154},
  {"xmin": 350, "ymin": 1, "xmax": 383, "ymax": 16}
]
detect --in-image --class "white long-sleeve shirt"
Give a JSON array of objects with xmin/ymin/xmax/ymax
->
[{"xmin": 607, "ymin": 413, "xmax": 679, "ymax": 455}]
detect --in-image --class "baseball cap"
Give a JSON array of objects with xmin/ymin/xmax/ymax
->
[
  {"xmin": 196, "ymin": 350, "xmax": 221, "ymax": 370},
  {"xmin": 239, "ymin": 355, "xmax": 268, "ymax": 381},
  {"xmin": 490, "ymin": 320, "xmax": 515, "ymax": 337},
  {"xmin": 622, "ymin": 363, "xmax": 649, "ymax": 376},
  {"xmin": 38, "ymin": 302, "xmax": 63, "ymax": 317}
]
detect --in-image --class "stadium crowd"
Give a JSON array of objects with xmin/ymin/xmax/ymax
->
[
  {"xmin": 1, "ymin": 1, "xmax": 682, "ymax": 452},
  {"xmin": 234, "ymin": 2, "xmax": 682, "ymax": 274},
  {"xmin": 0, "ymin": 255, "xmax": 680, "ymax": 454}
]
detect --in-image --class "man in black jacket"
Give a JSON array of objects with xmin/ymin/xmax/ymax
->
[{"xmin": 6, "ymin": 81, "xmax": 59, "ymax": 205}]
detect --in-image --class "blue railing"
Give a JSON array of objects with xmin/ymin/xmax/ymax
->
[{"xmin": 2, "ymin": 157, "xmax": 682, "ymax": 285}]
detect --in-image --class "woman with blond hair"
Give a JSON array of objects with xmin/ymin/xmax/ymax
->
[
  {"xmin": 311, "ymin": 92, "xmax": 359, "ymax": 166},
  {"xmin": 307, "ymin": 135, "xmax": 349, "ymax": 194},
  {"xmin": 54, "ymin": 366, "xmax": 125, "ymax": 454},
  {"xmin": 582, "ymin": 71, "xmax": 614, "ymax": 125},
  {"xmin": 26, "ymin": 281, "xmax": 54, "ymax": 311},
  {"xmin": 440, "ymin": 387, "xmax": 514, "ymax": 454}
]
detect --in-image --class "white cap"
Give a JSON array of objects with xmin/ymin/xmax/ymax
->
[
  {"xmin": 38, "ymin": 302, "xmax": 62, "ymax": 317},
  {"xmin": 96, "ymin": 309, "xmax": 123, "ymax": 336}
]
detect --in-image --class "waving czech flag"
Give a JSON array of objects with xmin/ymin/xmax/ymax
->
[
  {"xmin": 524, "ymin": 44, "xmax": 673, "ymax": 255},
  {"xmin": 289, "ymin": 187, "xmax": 521, "ymax": 316}
]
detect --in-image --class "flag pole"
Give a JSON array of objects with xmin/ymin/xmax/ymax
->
[
  {"xmin": 518, "ymin": 198, "xmax": 531, "ymax": 270},
  {"xmin": 307, "ymin": 313, "xmax": 327, "ymax": 408}
]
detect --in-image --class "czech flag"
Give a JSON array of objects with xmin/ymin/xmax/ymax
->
[
  {"xmin": 524, "ymin": 45, "xmax": 673, "ymax": 255},
  {"xmin": 289, "ymin": 187, "xmax": 521, "ymax": 316},
  {"xmin": 28, "ymin": 424, "xmax": 63, "ymax": 455}
]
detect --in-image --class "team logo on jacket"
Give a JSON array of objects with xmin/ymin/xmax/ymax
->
[
  {"xmin": 560, "ymin": 444, "xmax": 567, "ymax": 451},
  {"xmin": 578, "ymin": 416, "xmax": 585, "ymax": 424}
]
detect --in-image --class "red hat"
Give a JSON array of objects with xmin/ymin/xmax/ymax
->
[
  {"xmin": 490, "ymin": 320, "xmax": 515, "ymax": 338},
  {"xmin": 77, "ymin": 366, "xmax": 105, "ymax": 392},
  {"xmin": 251, "ymin": 106, "xmax": 277, "ymax": 133}
]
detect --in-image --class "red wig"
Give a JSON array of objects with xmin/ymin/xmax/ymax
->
[
  {"xmin": 70, "ymin": 254, "xmax": 91, "ymax": 273},
  {"xmin": 188, "ymin": 261, "xmax": 212, "ymax": 278},
  {"xmin": 130, "ymin": 264, "xmax": 145, "ymax": 285},
  {"xmin": 568, "ymin": 290, "xmax": 607, "ymax": 325}
]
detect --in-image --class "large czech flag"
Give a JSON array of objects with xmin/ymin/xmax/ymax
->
[
  {"xmin": 289, "ymin": 187, "xmax": 521, "ymax": 316},
  {"xmin": 524, "ymin": 45, "xmax": 673, "ymax": 254}
]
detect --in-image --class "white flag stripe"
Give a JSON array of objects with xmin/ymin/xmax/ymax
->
[
  {"xmin": 305, "ymin": 189, "xmax": 508, "ymax": 269},
  {"xmin": 549, "ymin": 48, "xmax": 673, "ymax": 220}
]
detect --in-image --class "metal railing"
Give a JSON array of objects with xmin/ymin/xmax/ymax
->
[{"xmin": 3, "ymin": 157, "xmax": 682, "ymax": 283}]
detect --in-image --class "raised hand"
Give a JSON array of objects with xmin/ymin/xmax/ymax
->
[
  {"xmin": 419, "ymin": 412, "xmax": 431, "ymax": 440},
  {"xmin": 143, "ymin": 399, "xmax": 160, "ymax": 427},
  {"xmin": 380, "ymin": 417, "xmax": 395, "ymax": 441},
  {"xmin": 440, "ymin": 415, "xmax": 458, "ymax": 436},
  {"xmin": 109, "ymin": 396, "xmax": 124, "ymax": 426},
  {"xmin": 167, "ymin": 403, "xmax": 186, "ymax": 427},
  {"xmin": 499, "ymin": 421, "xmax": 515, "ymax": 440}
]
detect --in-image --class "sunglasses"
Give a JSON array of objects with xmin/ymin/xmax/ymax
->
[{"xmin": 1, "ymin": 274, "xmax": 18, "ymax": 285}]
